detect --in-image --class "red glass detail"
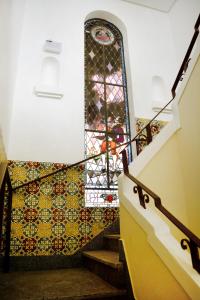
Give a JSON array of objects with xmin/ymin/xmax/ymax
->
[{"xmin": 106, "ymin": 194, "xmax": 114, "ymax": 202}]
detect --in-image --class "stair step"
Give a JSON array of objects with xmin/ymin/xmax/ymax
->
[
  {"xmin": 83, "ymin": 250, "xmax": 125, "ymax": 288},
  {"xmin": 104, "ymin": 234, "xmax": 120, "ymax": 240},
  {"xmin": 0, "ymin": 268, "xmax": 128, "ymax": 300},
  {"xmin": 82, "ymin": 250, "xmax": 123, "ymax": 269},
  {"xmin": 104, "ymin": 234, "xmax": 120, "ymax": 252}
]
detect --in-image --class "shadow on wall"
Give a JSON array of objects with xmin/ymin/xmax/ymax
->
[{"xmin": 0, "ymin": 128, "xmax": 7, "ymax": 188}]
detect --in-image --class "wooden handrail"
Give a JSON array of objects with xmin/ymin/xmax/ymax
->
[
  {"xmin": 171, "ymin": 13, "xmax": 200, "ymax": 97},
  {"xmin": 121, "ymin": 150, "xmax": 200, "ymax": 274},
  {"xmin": 12, "ymin": 152, "xmax": 102, "ymax": 191}
]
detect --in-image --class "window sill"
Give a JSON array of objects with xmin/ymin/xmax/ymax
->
[
  {"xmin": 152, "ymin": 101, "xmax": 172, "ymax": 114},
  {"xmin": 34, "ymin": 85, "xmax": 64, "ymax": 99}
]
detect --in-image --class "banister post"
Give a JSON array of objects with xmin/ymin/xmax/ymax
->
[
  {"xmin": 146, "ymin": 123, "xmax": 152, "ymax": 145},
  {"xmin": 4, "ymin": 169, "xmax": 13, "ymax": 272},
  {"xmin": 121, "ymin": 149, "xmax": 129, "ymax": 174}
]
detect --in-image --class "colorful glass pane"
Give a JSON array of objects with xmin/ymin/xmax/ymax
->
[{"xmin": 85, "ymin": 19, "xmax": 131, "ymax": 207}]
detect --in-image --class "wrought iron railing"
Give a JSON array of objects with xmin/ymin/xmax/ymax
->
[
  {"xmin": 0, "ymin": 14, "xmax": 199, "ymax": 272},
  {"xmin": 121, "ymin": 149, "xmax": 200, "ymax": 274}
]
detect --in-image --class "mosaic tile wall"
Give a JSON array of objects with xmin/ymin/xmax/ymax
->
[
  {"xmin": 0, "ymin": 161, "xmax": 119, "ymax": 256},
  {"xmin": 136, "ymin": 118, "xmax": 167, "ymax": 154}
]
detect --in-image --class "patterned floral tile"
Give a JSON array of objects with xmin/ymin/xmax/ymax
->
[{"xmin": 0, "ymin": 160, "xmax": 119, "ymax": 257}]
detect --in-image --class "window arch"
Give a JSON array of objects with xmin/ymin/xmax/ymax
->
[{"xmin": 85, "ymin": 18, "xmax": 131, "ymax": 207}]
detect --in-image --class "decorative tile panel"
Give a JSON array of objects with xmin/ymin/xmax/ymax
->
[{"xmin": 0, "ymin": 160, "xmax": 119, "ymax": 257}]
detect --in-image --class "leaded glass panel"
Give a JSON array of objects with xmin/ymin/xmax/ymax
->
[{"xmin": 85, "ymin": 19, "xmax": 131, "ymax": 207}]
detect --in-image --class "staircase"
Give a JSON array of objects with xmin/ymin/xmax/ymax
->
[
  {"xmin": 0, "ymin": 232, "xmax": 133, "ymax": 300},
  {"xmin": 83, "ymin": 234, "xmax": 124, "ymax": 288},
  {"xmin": 82, "ymin": 233, "xmax": 131, "ymax": 299}
]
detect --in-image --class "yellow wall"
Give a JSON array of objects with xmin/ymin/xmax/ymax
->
[
  {"xmin": 120, "ymin": 203, "xmax": 190, "ymax": 300},
  {"xmin": 176, "ymin": 55, "xmax": 200, "ymax": 236},
  {"xmin": 137, "ymin": 135, "xmax": 188, "ymax": 241},
  {"xmin": 138, "ymin": 55, "xmax": 200, "ymax": 237}
]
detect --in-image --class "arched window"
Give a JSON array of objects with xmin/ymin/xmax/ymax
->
[{"xmin": 85, "ymin": 18, "xmax": 131, "ymax": 207}]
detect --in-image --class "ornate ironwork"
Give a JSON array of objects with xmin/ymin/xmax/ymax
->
[
  {"xmin": 143, "ymin": 194, "xmax": 150, "ymax": 204},
  {"xmin": 181, "ymin": 238, "xmax": 191, "ymax": 250},
  {"xmin": 181, "ymin": 239, "xmax": 200, "ymax": 273},
  {"xmin": 133, "ymin": 185, "xmax": 150, "ymax": 209}
]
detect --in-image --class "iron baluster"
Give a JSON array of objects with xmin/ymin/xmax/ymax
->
[
  {"xmin": 133, "ymin": 185, "xmax": 149, "ymax": 209},
  {"xmin": 121, "ymin": 149, "xmax": 129, "ymax": 175},
  {"xmin": 146, "ymin": 123, "xmax": 152, "ymax": 145},
  {"xmin": 181, "ymin": 239, "xmax": 200, "ymax": 274}
]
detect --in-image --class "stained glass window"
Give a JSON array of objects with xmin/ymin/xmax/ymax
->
[{"xmin": 85, "ymin": 19, "xmax": 131, "ymax": 207}]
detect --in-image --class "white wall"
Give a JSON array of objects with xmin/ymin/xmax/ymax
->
[
  {"xmin": 0, "ymin": 0, "xmax": 25, "ymax": 152},
  {"xmin": 8, "ymin": 0, "xmax": 177, "ymax": 163},
  {"xmin": 169, "ymin": 0, "xmax": 200, "ymax": 67}
]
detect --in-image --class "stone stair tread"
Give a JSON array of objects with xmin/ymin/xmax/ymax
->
[
  {"xmin": 104, "ymin": 234, "xmax": 120, "ymax": 239},
  {"xmin": 0, "ymin": 268, "xmax": 127, "ymax": 300},
  {"xmin": 83, "ymin": 250, "xmax": 123, "ymax": 269}
]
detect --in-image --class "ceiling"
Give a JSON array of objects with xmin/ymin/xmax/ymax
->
[{"xmin": 121, "ymin": 0, "xmax": 177, "ymax": 12}]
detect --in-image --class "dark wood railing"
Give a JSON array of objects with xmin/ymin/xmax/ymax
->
[
  {"xmin": 171, "ymin": 14, "xmax": 200, "ymax": 97},
  {"xmin": 0, "ymin": 169, "xmax": 13, "ymax": 272},
  {"xmin": 0, "ymin": 14, "xmax": 199, "ymax": 273}
]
